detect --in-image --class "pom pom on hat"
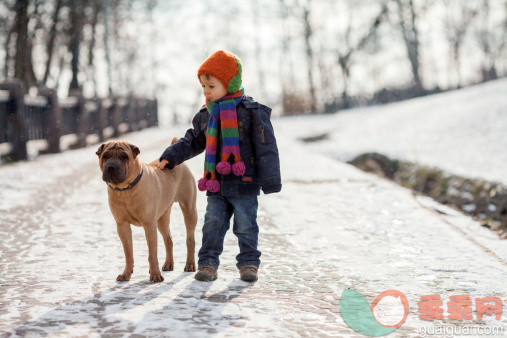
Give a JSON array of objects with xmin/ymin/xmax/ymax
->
[{"xmin": 198, "ymin": 50, "xmax": 242, "ymax": 94}]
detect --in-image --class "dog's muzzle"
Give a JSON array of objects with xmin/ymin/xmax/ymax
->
[{"xmin": 102, "ymin": 159, "xmax": 126, "ymax": 184}]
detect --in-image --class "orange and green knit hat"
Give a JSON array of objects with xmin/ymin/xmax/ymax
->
[{"xmin": 197, "ymin": 50, "xmax": 242, "ymax": 94}]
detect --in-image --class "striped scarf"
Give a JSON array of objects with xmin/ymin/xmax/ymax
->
[{"xmin": 197, "ymin": 90, "xmax": 245, "ymax": 192}]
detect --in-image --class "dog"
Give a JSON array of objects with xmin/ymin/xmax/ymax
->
[{"xmin": 96, "ymin": 138, "xmax": 197, "ymax": 282}]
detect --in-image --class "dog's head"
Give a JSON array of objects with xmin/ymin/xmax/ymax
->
[{"xmin": 96, "ymin": 141, "xmax": 140, "ymax": 185}]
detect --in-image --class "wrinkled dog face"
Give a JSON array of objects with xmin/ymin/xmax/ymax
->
[{"xmin": 96, "ymin": 141, "xmax": 140, "ymax": 184}]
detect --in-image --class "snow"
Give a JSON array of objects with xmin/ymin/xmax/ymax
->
[
  {"xmin": 281, "ymin": 77, "xmax": 507, "ymax": 185},
  {"xmin": 0, "ymin": 81, "xmax": 506, "ymax": 336}
]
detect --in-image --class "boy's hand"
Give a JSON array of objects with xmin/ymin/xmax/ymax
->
[{"xmin": 158, "ymin": 159, "xmax": 169, "ymax": 170}]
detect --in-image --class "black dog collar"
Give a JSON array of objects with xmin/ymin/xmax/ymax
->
[{"xmin": 108, "ymin": 169, "xmax": 143, "ymax": 191}]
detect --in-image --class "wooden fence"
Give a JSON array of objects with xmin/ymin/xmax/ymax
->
[{"xmin": 0, "ymin": 79, "xmax": 158, "ymax": 162}]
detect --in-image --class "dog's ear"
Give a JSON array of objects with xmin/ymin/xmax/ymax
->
[
  {"xmin": 130, "ymin": 144, "xmax": 140, "ymax": 158},
  {"xmin": 96, "ymin": 144, "xmax": 106, "ymax": 157}
]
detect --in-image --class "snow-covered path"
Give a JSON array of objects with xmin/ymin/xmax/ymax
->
[{"xmin": 0, "ymin": 121, "xmax": 505, "ymax": 337}]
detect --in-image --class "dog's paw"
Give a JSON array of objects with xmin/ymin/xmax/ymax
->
[
  {"xmin": 116, "ymin": 268, "xmax": 133, "ymax": 282},
  {"xmin": 150, "ymin": 271, "xmax": 164, "ymax": 283},
  {"xmin": 162, "ymin": 261, "xmax": 174, "ymax": 271},
  {"xmin": 116, "ymin": 273, "xmax": 131, "ymax": 282},
  {"xmin": 184, "ymin": 262, "xmax": 196, "ymax": 272}
]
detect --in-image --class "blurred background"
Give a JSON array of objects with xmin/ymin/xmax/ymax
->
[{"xmin": 0, "ymin": 0, "xmax": 505, "ymax": 124}]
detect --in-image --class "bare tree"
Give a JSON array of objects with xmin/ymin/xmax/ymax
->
[
  {"xmin": 42, "ymin": 0, "xmax": 63, "ymax": 85},
  {"xmin": 1, "ymin": 0, "xmax": 159, "ymax": 99},
  {"xmin": 474, "ymin": 0, "xmax": 505, "ymax": 82},
  {"xmin": 68, "ymin": 0, "xmax": 88, "ymax": 92},
  {"xmin": 13, "ymin": 0, "xmax": 36, "ymax": 91},
  {"xmin": 443, "ymin": 0, "xmax": 477, "ymax": 88},
  {"xmin": 394, "ymin": 0, "xmax": 423, "ymax": 88},
  {"xmin": 337, "ymin": 2, "xmax": 388, "ymax": 108}
]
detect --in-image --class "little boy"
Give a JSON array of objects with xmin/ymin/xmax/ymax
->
[{"xmin": 158, "ymin": 50, "xmax": 281, "ymax": 282}]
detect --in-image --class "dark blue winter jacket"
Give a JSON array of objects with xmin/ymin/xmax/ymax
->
[{"xmin": 160, "ymin": 96, "xmax": 282, "ymax": 196}]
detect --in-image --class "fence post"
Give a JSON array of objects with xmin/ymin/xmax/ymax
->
[
  {"xmin": 69, "ymin": 88, "xmax": 87, "ymax": 149},
  {"xmin": 38, "ymin": 86, "xmax": 61, "ymax": 154},
  {"xmin": 0, "ymin": 80, "xmax": 27, "ymax": 161}
]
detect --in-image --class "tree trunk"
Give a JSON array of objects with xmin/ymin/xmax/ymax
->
[
  {"xmin": 68, "ymin": 0, "xmax": 86, "ymax": 92},
  {"xmin": 43, "ymin": 0, "xmax": 63, "ymax": 85},
  {"xmin": 395, "ymin": 0, "xmax": 422, "ymax": 88},
  {"xmin": 13, "ymin": 0, "xmax": 31, "ymax": 91}
]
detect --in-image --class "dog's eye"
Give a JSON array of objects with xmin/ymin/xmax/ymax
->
[{"xmin": 120, "ymin": 154, "xmax": 129, "ymax": 160}]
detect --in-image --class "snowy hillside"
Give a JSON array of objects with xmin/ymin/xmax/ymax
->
[{"xmin": 278, "ymin": 78, "xmax": 507, "ymax": 185}]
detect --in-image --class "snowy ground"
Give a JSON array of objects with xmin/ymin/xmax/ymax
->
[
  {"xmin": 281, "ymin": 78, "xmax": 507, "ymax": 186},
  {"xmin": 1, "ymin": 82, "xmax": 506, "ymax": 337}
]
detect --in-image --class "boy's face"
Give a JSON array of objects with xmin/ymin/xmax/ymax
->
[{"xmin": 200, "ymin": 74, "xmax": 228, "ymax": 102}]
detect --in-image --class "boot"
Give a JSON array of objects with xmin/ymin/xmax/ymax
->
[
  {"xmin": 239, "ymin": 265, "xmax": 258, "ymax": 282},
  {"xmin": 195, "ymin": 265, "xmax": 218, "ymax": 281}
]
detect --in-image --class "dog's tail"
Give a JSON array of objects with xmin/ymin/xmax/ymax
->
[{"xmin": 171, "ymin": 137, "xmax": 179, "ymax": 145}]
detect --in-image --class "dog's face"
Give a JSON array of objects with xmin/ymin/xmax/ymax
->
[{"xmin": 96, "ymin": 141, "xmax": 140, "ymax": 184}]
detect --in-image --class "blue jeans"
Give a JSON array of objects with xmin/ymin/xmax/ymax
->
[{"xmin": 198, "ymin": 194, "xmax": 261, "ymax": 270}]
